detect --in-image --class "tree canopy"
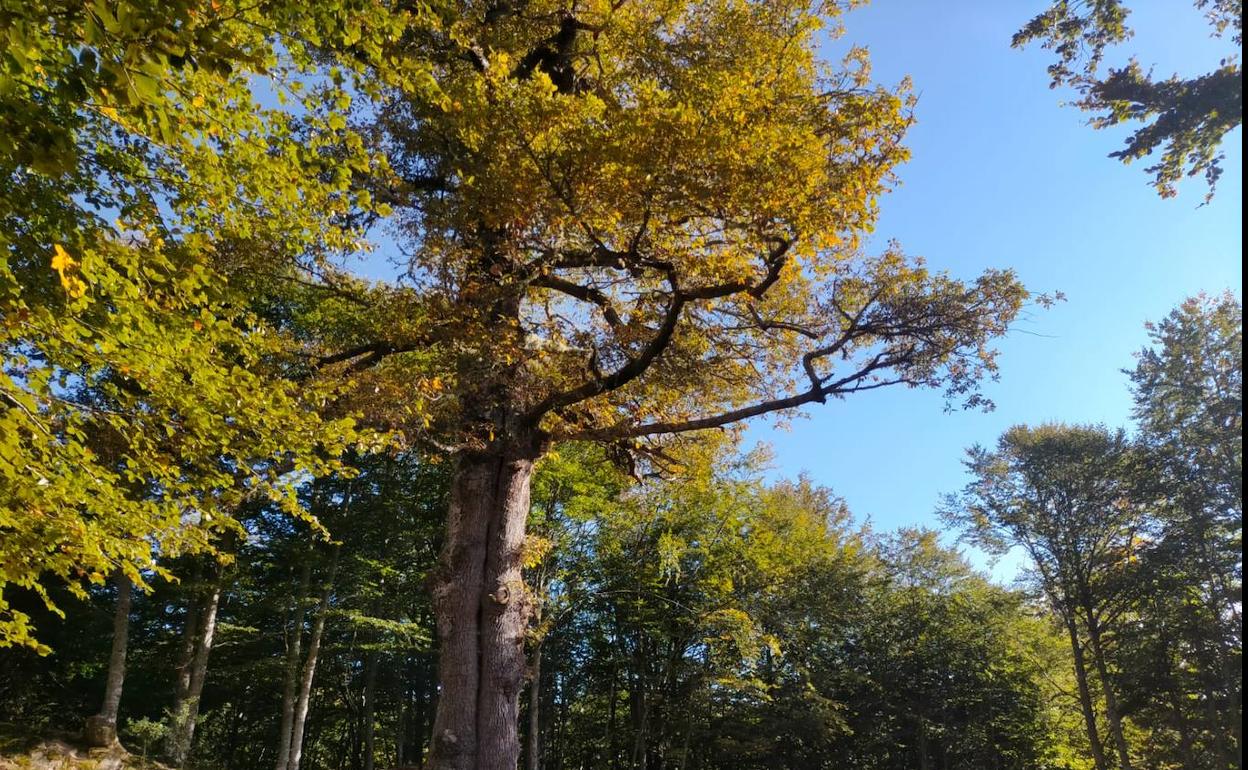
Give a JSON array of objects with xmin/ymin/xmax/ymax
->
[{"xmin": 1015, "ymin": 0, "xmax": 1243, "ymax": 200}]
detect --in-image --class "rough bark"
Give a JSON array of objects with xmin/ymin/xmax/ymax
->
[
  {"xmin": 1064, "ymin": 612, "xmax": 1110, "ymax": 770},
  {"xmin": 429, "ymin": 440, "xmax": 539, "ymax": 770},
  {"xmin": 170, "ymin": 568, "xmax": 223, "ymax": 766},
  {"xmin": 287, "ymin": 546, "xmax": 339, "ymax": 770},
  {"xmin": 276, "ymin": 560, "xmax": 314, "ymax": 770},
  {"xmin": 85, "ymin": 570, "xmax": 132, "ymax": 748}
]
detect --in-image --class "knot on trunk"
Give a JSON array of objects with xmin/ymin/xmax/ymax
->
[
  {"xmin": 434, "ymin": 728, "xmax": 460, "ymax": 753},
  {"xmin": 488, "ymin": 584, "xmax": 511, "ymax": 605}
]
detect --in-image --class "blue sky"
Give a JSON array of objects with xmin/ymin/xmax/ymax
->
[{"xmin": 743, "ymin": 0, "xmax": 1243, "ymax": 579}]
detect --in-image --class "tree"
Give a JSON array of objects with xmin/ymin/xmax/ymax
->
[
  {"xmin": 1014, "ymin": 0, "xmax": 1242, "ymax": 200},
  {"xmin": 83, "ymin": 570, "xmax": 133, "ymax": 747},
  {"xmin": 303, "ymin": 3, "xmax": 1039, "ymax": 765},
  {"xmin": 523, "ymin": 442, "xmax": 1078, "ymax": 770},
  {"xmin": 819, "ymin": 529, "xmax": 1077, "ymax": 770},
  {"xmin": 1122, "ymin": 293, "xmax": 1242, "ymax": 769},
  {"xmin": 0, "ymin": 0, "xmax": 407, "ymax": 651},
  {"xmin": 1129, "ymin": 293, "xmax": 1241, "ymax": 618},
  {"xmin": 944, "ymin": 424, "xmax": 1142, "ymax": 770}
]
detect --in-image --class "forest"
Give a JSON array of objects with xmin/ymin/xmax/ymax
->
[{"xmin": 0, "ymin": 1, "xmax": 1241, "ymax": 769}]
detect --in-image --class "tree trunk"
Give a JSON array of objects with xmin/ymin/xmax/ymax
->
[
  {"xmin": 607, "ymin": 665, "xmax": 620, "ymax": 770},
  {"xmin": 428, "ymin": 441, "xmax": 539, "ymax": 770},
  {"xmin": 276, "ymin": 560, "xmax": 314, "ymax": 770},
  {"xmin": 165, "ymin": 562, "xmax": 202, "ymax": 760},
  {"xmin": 363, "ymin": 650, "xmax": 378, "ymax": 770},
  {"xmin": 287, "ymin": 546, "xmax": 339, "ymax": 770},
  {"xmin": 85, "ymin": 570, "xmax": 132, "ymax": 748},
  {"xmin": 1064, "ymin": 613, "xmax": 1110, "ymax": 770},
  {"xmin": 527, "ymin": 642, "xmax": 542, "ymax": 770},
  {"xmin": 1082, "ymin": 609, "xmax": 1133, "ymax": 770},
  {"xmin": 170, "ymin": 568, "xmax": 223, "ymax": 766},
  {"xmin": 173, "ymin": 562, "xmax": 202, "ymax": 709}
]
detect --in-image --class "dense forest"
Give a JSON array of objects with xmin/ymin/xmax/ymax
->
[{"xmin": 0, "ymin": 0, "xmax": 1241, "ymax": 769}]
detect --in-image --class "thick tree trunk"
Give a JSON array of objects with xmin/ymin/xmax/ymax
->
[
  {"xmin": 170, "ymin": 569, "xmax": 223, "ymax": 766},
  {"xmin": 1064, "ymin": 613, "xmax": 1110, "ymax": 770},
  {"xmin": 428, "ymin": 441, "xmax": 539, "ymax": 770},
  {"xmin": 276, "ymin": 560, "xmax": 313, "ymax": 770},
  {"xmin": 287, "ymin": 547, "xmax": 339, "ymax": 770},
  {"xmin": 85, "ymin": 570, "xmax": 132, "ymax": 748}
]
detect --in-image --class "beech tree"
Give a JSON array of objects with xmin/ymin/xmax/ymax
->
[
  {"xmin": 1014, "ymin": 0, "xmax": 1243, "ymax": 200},
  {"xmin": 0, "ymin": 0, "xmax": 412, "ymax": 651},
  {"xmin": 1123, "ymin": 294, "xmax": 1242, "ymax": 769},
  {"xmin": 944, "ymin": 424, "xmax": 1143, "ymax": 770},
  {"xmin": 298, "ymin": 1, "xmax": 1037, "ymax": 766}
]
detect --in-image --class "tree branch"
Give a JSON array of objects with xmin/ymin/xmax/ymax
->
[{"xmin": 529, "ymin": 274, "xmax": 624, "ymax": 329}]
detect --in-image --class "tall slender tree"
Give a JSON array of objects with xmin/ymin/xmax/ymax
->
[
  {"xmin": 1124, "ymin": 294, "xmax": 1242, "ymax": 769},
  {"xmin": 944, "ymin": 424, "xmax": 1142, "ymax": 770},
  {"xmin": 83, "ymin": 571, "xmax": 133, "ymax": 747}
]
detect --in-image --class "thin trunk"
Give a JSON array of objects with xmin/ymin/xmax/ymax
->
[
  {"xmin": 85, "ymin": 570, "xmax": 132, "ymax": 747},
  {"xmin": 287, "ymin": 546, "xmax": 340, "ymax": 770},
  {"xmin": 1165, "ymin": 683, "xmax": 1196, "ymax": 762},
  {"xmin": 527, "ymin": 643, "xmax": 542, "ymax": 770},
  {"xmin": 429, "ymin": 443, "xmax": 538, "ymax": 770},
  {"xmin": 165, "ymin": 586, "xmax": 200, "ymax": 759},
  {"xmin": 173, "ymin": 562, "xmax": 202, "ymax": 709},
  {"xmin": 276, "ymin": 561, "xmax": 314, "ymax": 770},
  {"xmin": 607, "ymin": 666, "xmax": 620, "ymax": 770},
  {"xmin": 363, "ymin": 651, "xmax": 378, "ymax": 770},
  {"xmin": 397, "ymin": 681, "xmax": 407, "ymax": 770},
  {"xmin": 1064, "ymin": 613, "xmax": 1110, "ymax": 770},
  {"xmin": 917, "ymin": 717, "xmax": 931, "ymax": 770},
  {"xmin": 630, "ymin": 685, "xmax": 649, "ymax": 770},
  {"xmin": 171, "ymin": 567, "xmax": 223, "ymax": 766},
  {"xmin": 1082, "ymin": 608, "xmax": 1133, "ymax": 770},
  {"xmin": 173, "ymin": 602, "xmax": 198, "ymax": 705}
]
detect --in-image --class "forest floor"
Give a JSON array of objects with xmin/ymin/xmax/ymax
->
[{"xmin": 0, "ymin": 728, "xmax": 167, "ymax": 770}]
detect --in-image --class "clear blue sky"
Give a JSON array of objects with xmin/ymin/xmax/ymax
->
[{"xmin": 743, "ymin": 0, "xmax": 1242, "ymax": 578}]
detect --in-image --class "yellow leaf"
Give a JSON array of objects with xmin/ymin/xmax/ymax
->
[
  {"xmin": 51, "ymin": 244, "xmax": 75, "ymax": 273},
  {"xmin": 51, "ymin": 245, "xmax": 87, "ymax": 298}
]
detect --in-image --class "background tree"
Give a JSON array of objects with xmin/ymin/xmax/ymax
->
[
  {"xmin": 1014, "ymin": 0, "xmax": 1243, "ymax": 199},
  {"xmin": 1117, "ymin": 293, "xmax": 1242, "ymax": 769},
  {"xmin": 944, "ymin": 424, "xmax": 1143, "ymax": 770},
  {"xmin": 522, "ymin": 439, "xmax": 1077, "ymax": 770},
  {"xmin": 0, "ymin": 0, "xmax": 417, "ymax": 652}
]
